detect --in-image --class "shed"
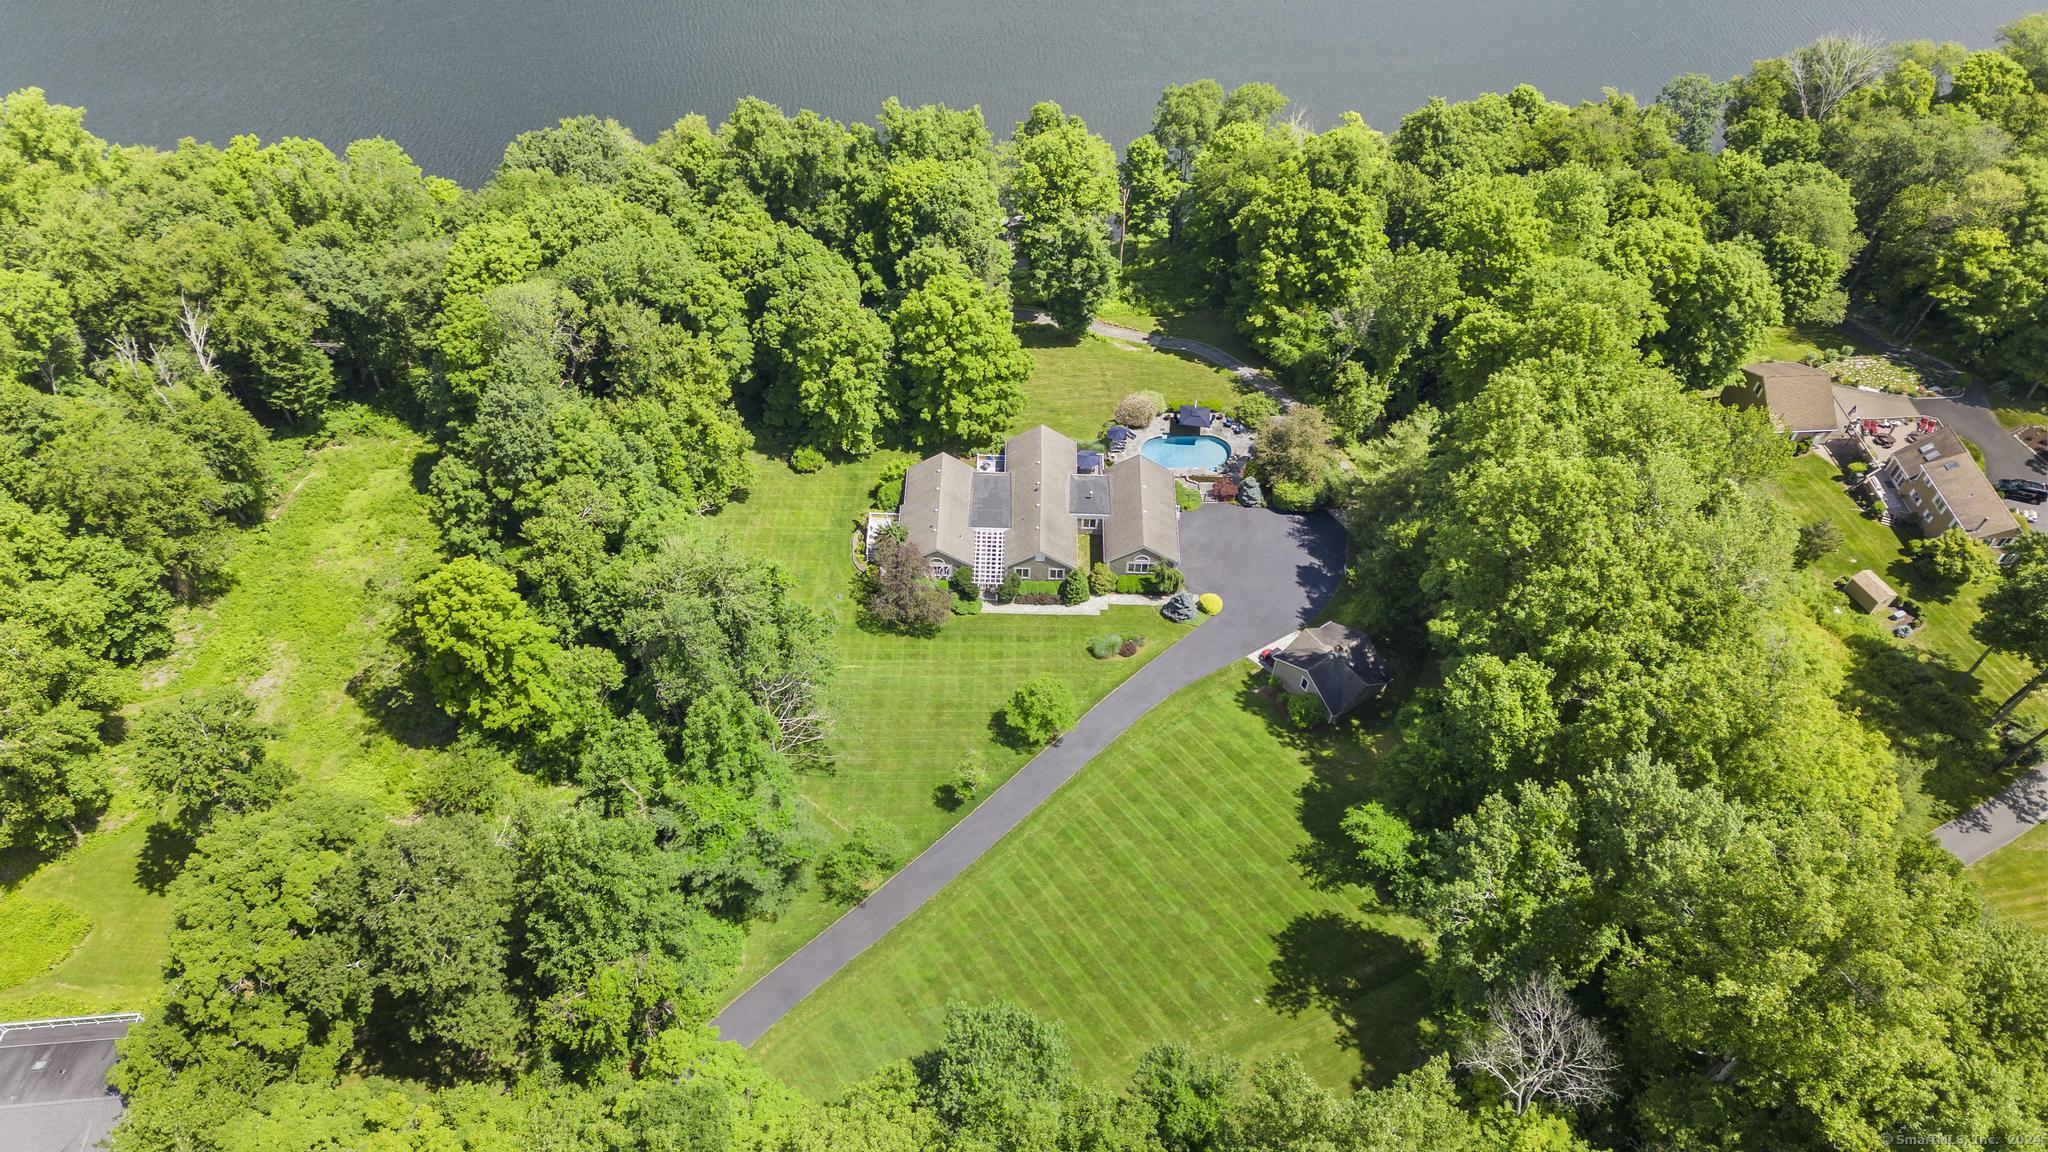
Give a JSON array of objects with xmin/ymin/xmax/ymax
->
[
  {"xmin": 1845, "ymin": 569, "xmax": 1897, "ymax": 615},
  {"xmin": 1270, "ymin": 623, "xmax": 1390, "ymax": 717}
]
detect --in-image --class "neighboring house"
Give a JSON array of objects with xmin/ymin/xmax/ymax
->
[
  {"xmin": 1731, "ymin": 362, "xmax": 1838, "ymax": 439},
  {"xmin": 1728, "ymin": 362, "xmax": 1925, "ymax": 442},
  {"xmin": 1270, "ymin": 622, "xmax": 1390, "ymax": 718},
  {"xmin": 1880, "ymin": 422, "xmax": 2023, "ymax": 546},
  {"xmin": 1845, "ymin": 569, "xmax": 1897, "ymax": 614},
  {"xmin": 901, "ymin": 425, "xmax": 1182, "ymax": 587}
]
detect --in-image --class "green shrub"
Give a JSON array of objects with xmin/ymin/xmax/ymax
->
[
  {"xmin": 1018, "ymin": 579, "xmax": 1063, "ymax": 597},
  {"xmin": 0, "ymin": 899, "xmax": 90, "ymax": 986},
  {"xmin": 790, "ymin": 445, "xmax": 826, "ymax": 473},
  {"xmin": 1266, "ymin": 475, "xmax": 1326, "ymax": 511},
  {"xmin": 1198, "ymin": 592, "xmax": 1223, "ymax": 615},
  {"xmin": 1233, "ymin": 392, "xmax": 1280, "ymax": 428},
  {"xmin": 951, "ymin": 596, "xmax": 983, "ymax": 615},
  {"xmin": 1088, "ymin": 633, "xmax": 1124, "ymax": 659},
  {"xmin": 1175, "ymin": 482, "xmax": 1201, "ymax": 511},
  {"xmin": 1004, "ymin": 674, "xmax": 1077, "ymax": 746},
  {"xmin": 1285, "ymin": 691, "xmax": 1328, "ymax": 729},
  {"xmin": 873, "ymin": 459, "xmax": 909, "ymax": 510},
  {"xmin": 1059, "ymin": 569, "xmax": 1091, "ymax": 605},
  {"xmin": 405, "ymin": 738, "xmax": 510, "ymax": 816},
  {"xmin": 1846, "ymin": 460, "xmax": 1869, "ymax": 476},
  {"xmin": 1793, "ymin": 520, "xmax": 1843, "ymax": 567},
  {"xmin": 1088, "ymin": 562, "xmax": 1115, "ymax": 595},
  {"xmin": 816, "ymin": 820, "xmax": 905, "ymax": 904},
  {"xmin": 1910, "ymin": 527, "xmax": 1996, "ymax": 587},
  {"xmin": 1156, "ymin": 565, "xmax": 1186, "ymax": 594},
  {"xmin": 997, "ymin": 571, "xmax": 1022, "ymax": 602},
  {"xmin": 949, "ymin": 566, "xmax": 979, "ymax": 600},
  {"xmin": 1114, "ymin": 572, "xmax": 1162, "ymax": 595},
  {"xmin": 1115, "ymin": 392, "xmax": 1162, "ymax": 427},
  {"xmin": 951, "ymin": 751, "xmax": 988, "ymax": 801}
]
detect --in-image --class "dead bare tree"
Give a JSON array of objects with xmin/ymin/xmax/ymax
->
[
  {"xmin": 754, "ymin": 670, "xmax": 833, "ymax": 760},
  {"xmin": 179, "ymin": 297, "xmax": 217, "ymax": 374},
  {"xmin": 1785, "ymin": 33, "xmax": 1888, "ymax": 122},
  {"xmin": 1459, "ymin": 973, "xmax": 1618, "ymax": 1114}
]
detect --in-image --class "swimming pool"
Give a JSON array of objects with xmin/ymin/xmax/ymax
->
[{"xmin": 1140, "ymin": 434, "xmax": 1230, "ymax": 471}]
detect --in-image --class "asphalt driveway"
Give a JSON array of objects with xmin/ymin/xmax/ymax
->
[
  {"xmin": 0, "ymin": 1019, "xmax": 131, "ymax": 1152},
  {"xmin": 711, "ymin": 504, "xmax": 1348, "ymax": 1047}
]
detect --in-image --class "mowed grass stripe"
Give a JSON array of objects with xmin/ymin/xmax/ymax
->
[
  {"xmin": 1972, "ymin": 821, "xmax": 2048, "ymax": 932},
  {"xmin": 750, "ymin": 664, "xmax": 1427, "ymax": 1097}
]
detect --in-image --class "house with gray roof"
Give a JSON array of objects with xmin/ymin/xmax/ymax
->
[
  {"xmin": 900, "ymin": 425, "xmax": 1182, "ymax": 588},
  {"xmin": 1270, "ymin": 622, "xmax": 1389, "ymax": 718}
]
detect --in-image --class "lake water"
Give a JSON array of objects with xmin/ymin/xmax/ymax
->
[{"xmin": 1, "ymin": 1, "xmax": 2035, "ymax": 185}]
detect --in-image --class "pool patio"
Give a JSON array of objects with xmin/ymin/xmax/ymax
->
[{"xmin": 1109, "ymin": 412, "xmax": 1255, "ymax": 476}]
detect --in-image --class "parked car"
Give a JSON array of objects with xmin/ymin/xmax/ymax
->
[{"xmin": 1996, "ymin": 478, "xmax": 2048, "ymax": 504}]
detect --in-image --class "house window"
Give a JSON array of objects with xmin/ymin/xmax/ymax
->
[
  {"xmin": 1126, "ymin": 556, "xmax": 1153, "ymax": 573},
  {"xmin": 1048, "ymin": 567, "xmax": 1067, "ymax": 580},
  {"xmin": 1013, "ymin": 566, "xmax": 1031, "ymax": 578},
  {"xmin": 929, "ymin": 560, "xmax": 952, "ymax": 579},
  {"xmin": 1910, "ymin": 490, "xmax": 1922, "ymax": 505},
  {"xmin": 1078, "ymin": 517, "xmax": 1101, "ymax": 531}
]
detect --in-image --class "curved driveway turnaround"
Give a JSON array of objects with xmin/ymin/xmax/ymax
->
[{"xmin": 712, "ymin": 506, "xmax": 1348, "ymax": 1046}]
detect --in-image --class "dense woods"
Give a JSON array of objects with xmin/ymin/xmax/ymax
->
[{"xmin": 3, "ymin": 11, "xmax": 2048, "ymax": 1151}]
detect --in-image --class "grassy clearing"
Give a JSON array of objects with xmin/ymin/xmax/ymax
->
[
  {"xmin": 0, "ymin": 408, "xmax": 448, "ymax": 1016},
  {"xmin": 711, "ymin": 448, "xmax": 1195, "ymax": 991},
  {"xmin": 0, "ymin": 897, "xmax": 91, "ymax": 988},
  {"xmin": 1016, "ymin": 326, "xmax": 1242, "ymax": 443},
  {"xmin": 1765, "ymin": 453, "xmax": 2040, "ymax": 831},
  {"xmin": 1972, "ymin": 821, "xmax": 2048, "ymax": 931},
  {"xmin": 749, "ymin": 662, "xmax": 1427, "ymax": 1099},
  {"xmin": 1756, "ymin": 322, "xmax": 1878, "ymax": 363}
]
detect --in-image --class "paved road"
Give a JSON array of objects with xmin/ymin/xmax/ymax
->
[
  {"xmin": 0, "ymin": 1019, "xmax": 131, "ymax": 1152},
  {"xmin": 1915, "ymin": 384, "xmax": 2048, "ymax": 486},
  {"xmin": 1937, "ymin": 765, "xmax": 2048, "ymax": 865},
  {"xmin": 712, "ymin": 505, "xmax": 1348, "ymax": 1046}
]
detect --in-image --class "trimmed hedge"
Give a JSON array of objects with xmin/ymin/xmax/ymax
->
[
  {"xmin": 1017, "ymin": 579, "xmax": 1064, "ymax": 597},
  {"xmin": 1114, "ymin": 572, "xmax": 1163, "ymax": 594}
]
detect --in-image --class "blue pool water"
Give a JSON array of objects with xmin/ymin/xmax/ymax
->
[{"xmin": 1140, "ymin": 434, "xmax": 1230, "ymax": 470}]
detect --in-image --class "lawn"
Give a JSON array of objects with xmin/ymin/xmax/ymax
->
[
  {"xmin": 711, "ymin": 449, "xmax": 1195, "ymax": 992},
  {"xmin": 1765, "ymin": 452, "xmax": 2042, "ymax": 831},
  {"xmin": 1015, "ymin": 325, "xmax": 1242, "ymax": 443},
  {"xmin": 0, "ymin": 407, "xmax": 449, "ymax": 1016},
  {"xmin": 1756, "ymin": 322, "xmax": 1879, "ymax": 364},
  {"xmin": 1971, "ymin": 821, "xmax": 2048, "ymax": 932},
  {"xmin": 748, "ymin": 662, "xmax": 1428, "ymax": 1099}
]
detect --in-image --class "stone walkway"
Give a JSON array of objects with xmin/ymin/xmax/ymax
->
[{"xmin": 711, "ymin": 506, "xmax": 1347, "ymax": 1046}]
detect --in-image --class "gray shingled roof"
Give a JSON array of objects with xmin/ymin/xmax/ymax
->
[
  {"xmin": 1069, "ymin": 475, "xmax": 1110, "ymax": 517},
  {"xmin": 901, "ymin": 453, "xmax": 974, "ymax": 565},
  {"xmin": 1102, "ymin": 455, "xmax": 1180, "ymax": 565},
  {"xmin": 971, "ymin": 471, "xmax": 1011, "ymax": 528},
  {"xmin": 1276, "ymin": 622, "xmax": 1389, "ymax": 717},
  {"xmin": 1004, "ymin": 425, "xmax": 1082, "ymax": 568}
]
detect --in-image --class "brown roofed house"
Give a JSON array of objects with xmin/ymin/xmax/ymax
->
[
  {"xmin": 1734, "ymin": 362, "xmax": 1839, "ymax": 439},
  {"xmin": 1878, "ymin": 423, "xmax": 2022, "ymax": 546}
]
